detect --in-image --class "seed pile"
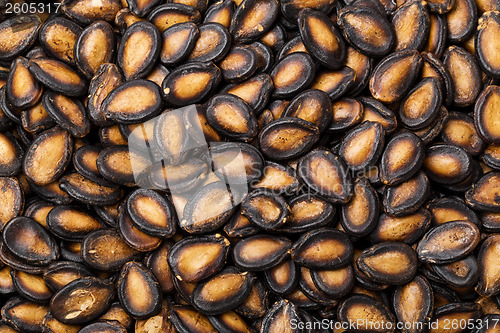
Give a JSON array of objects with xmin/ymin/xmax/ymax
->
[{"xmin": 0, "ymin": 0, "xmax": 500, "ymax": 331}]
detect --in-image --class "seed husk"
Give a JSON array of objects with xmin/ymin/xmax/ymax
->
[
  {"xmin": 117, "ymin": 262, "xmax": 162, "ymax": 319},
  {"xmin": 81, "ymin": 230, "xmax": 141, "ymax": 272},
  {"xmin": 230, "ymin": 0, "xmax": 279, "ymax": 43},
  {"xmin": 192, "ymin": 267, "xmax": 253, "ymax": 315},
  {"xmin": 258, "ymin": 117, "xmax": 320, "ymax": 161},
  {"xmin": 50, "ymin": 277, "xmax": 115, "ymax": 325},
  {"xmin": 270, "ymin": 52, "xmax": 316, "ymax": 99},
  {"xmin": 23, "ymin": 127, "xmax": 73, "ymax": 186},
  {"xmin": 298, "ymin": 8, "xmax": 346, "ymax": 69},
  {"xmin": 393, "ymin": 276, "xmax": 434, "ymax": 333},
  {"xmin": 369, "ymin": 50, "xmax": 423, "ymax": 104},
  {"xmin": 134, "ymin": 299, "xmax": 174, "ymax": 333},
  {"xmin": 28, "ymin": 58, "xmax": 87, "ymax": 97},
  {"xmin": 223, "ymin": 74, "xmax": 274, "ymax": 115},
  {"xmin": 97, "ymin": 145, "xmax": 151, "ymax": 187},
  {"xmin": 187, "ymin": 23, "xmax": 230, "ymax": 63},
  {"xmin": 417, "ymin": 220, "xmax": 480, "ymax": 264},
  {"xmin": 297, "ymin": 149, "xmax": 353, "ymax": 203},
  {"xmin": 0, "ymin": 15, "xmax": 41, "ymax": 62},
  {"xmin": 291, "ymin": 228, "xmax": 353, "ymax": 270},
  {"xmin": 443, "ymin": 45, "xmax": 482, "ymax": 107},
  {"xmin": 341, "ymin": 178, "xmax": 379, "ymax": 237},
  {"xmin": 162, "ymin": 62, "xmax": 221, "ymax": 107},
  {"xmin": 476, "ymin": 234, "xmax": 500, "ymax": 297},
  {"xmin": 233, "ymin": 234, "xmax": 291, "ymax": 271},
  {"xmin": 442, "ymin": 112, "xmax": 486, "ymax": 156}
]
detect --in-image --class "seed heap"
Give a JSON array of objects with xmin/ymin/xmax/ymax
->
[{"xmin": 0, "ymin": 0, "xmax": 500, "ymax": 331}]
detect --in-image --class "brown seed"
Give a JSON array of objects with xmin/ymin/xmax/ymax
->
[
  {"xmin": 147, "ymin": 3, "xmax": 201, "ymax": 32},
  {"xmin": 188, "ymin": 23, "xmax": 231, "ymax": 63},
  {"xmin": 168, "ymin": 234, "xmax": 229, "ymax": 282},
  {"xmin": 282, "ymin": 89, "xmax": 332, "ymax": 133},
  {"xmin": 162, "ymin": 62, "xmax": 221, "ymax": 106},
  {"xmin": 206, "ymin": 94, "xmax": 258, "ymax": 142},
  {"xmin": 23, "ymin": 127, "xmax": 73, "ymax": 186},
  {"xmin": 21, "ymin": 101, "xmax": 55, "ymax": 133},
  {"xmin": 117, "ymin": 262, "xmax": 162, "ymax": 319},
  {"xmin": 73, "ymin": 146, "xmax": 115, "ymax": 187},
  {"xmin": 251, "ymin": 161, "xmax": 300, "ymax": 194},
  {"xmin": 128, "ymin": 0, "xmax": 162, "ymax": 16},
  {"xmin": 369, "ymin": 50, "xmax": 423, "ymax": 104},
  {"xmin": 310, "ymin": 67, "xmax": 356, "ymax": 101},
  {"xmin": 41, "ymin": 311, "xmax": 81, "ymax": 333},
  {"xmin": 370, "ymin": 208, "xmax": 432, "ymax": 244},
  {"xmin": 284, "ymin": 194, "xmax": 335, "ymax": 233},
  {"xmin": 264, "ymin": 259, "xmax": 298, "ymax": 295},
  {"xmin": 28, "ymin": 58, "xmax": 87, "ymax": 97},
  {"xmin": 260, "ymin": 299, "xmax": 301, "ymax": 332},
  {"xmin": 298, "ymin": 266, "xmax": 336, "ymax": 305},
  {"xmin": 339, "ymin": 121, "xmax": 385, "ymax": 171},
  {"xmin": 223, "ymin": 74, "xmax": 274, "ymax": 115},
  {"xmin": 476, "ymin": 234, "xmax": 500, "ymax": 297},
  {"xmin": 291, "ymin": 228, "xmax": 353, "ymax": 270},
  {"xmin": 42, "ymin": 92, "xmax": 91, "ymax": 138},
  {"xmin": 1, "ymin": 297, "xmax": 48, "ymax": 333},
  {"xmin": 230, "ymin": 0, "xmax": 279, "ymax": 43},
  {"xmin": 423, "ymin": 14, "xmax": 448, "ymax": 58},
  {"xmin": 474, "ymin": 85, "xmax": 500, "ymax": 144},
  {"xmin": 476, "ymin": 11, "xmax": 500, "ymax": 78},
  {"xmin": 87, "ymin": 63, "xmax": 123, "ymax": 126},
  {"xmin": 393, "ymin": 276, "xmax": 434, "ymax": 333},
  {"xmin": 233, "ymin": 234, "xmax": 291, "ymax": 271},
  {"xmin": 465, "ymin": 172, "xmax": 500, "ymax": 212},
  {"xmin": 241, "ymin": 190, "xmax": 289, "ymax": 230},
  {"xmin": 160, "ymin": 22, "xmax": 199, "ymax": 66},
  {"xmin": 337, "ymin": 6, "xmax": 395, "ymax": 57},
  {"xmin": 219, "ymin": 45, "xmax": 259, "ymax": 83},
  {"xmin": 135, "ymin": 299, "xmax": 174, "ymax": 333},
  {"xmin": 443, "ymin": 46, "xmax": 482, "ymax": 107},
  {"xmin": 337, "ymin": 294, "xmax": 396, "ymax": 333},
  {"xmin": 50, "ymin": 277, "xmax": 115, "ymax": 324},
  {"xmin": 341, "ymin": 178, "xmax": 379, "ymax": 237},
  {"xmin": 39, "ymin": 17, "xmax": 82, "ymax": 65},
  {"xmin": 11, "ymin": 270, "xmax": 53, "ymax": 303},
  {"xmin": 429, "ymin": 303, "xmax": 481, "ymax": 333},
  {"xmin": 168, "ymin": 305, "xmax": 217, "ymax": 333},
  {"xmin": 78, "ymin": 321, "xmax": 127, "ymax": 333},
  {"xmin": 82, "ymin": 230, "xmax": 141, "ymax": 272},
  {"xmin": 0, "ymin": 132, "xmax": 23, "ymax": 177},
  {"xmin": 43, "ymin": 261, "xmax": 94, "ymax": 292},
  {"xmin": 59, "ymin": 172, "xmax": 124, "ymax": 206},
  {"xmin": 423, "ymin": 143, "xmax": 473, "ymax": 184},
  {"xmin": 298, "ymin": 8, "xmax": 346, "ymax": 69},
  {"xmin": 0, "ymin": 15, "xmax": 41, "ymax": 61},
  {"xmin": 328, "ymin": 97, "xmax": 364, "ymax": 132},
  {"xmin": 61, "ymin": 0, "xmax": 122, "ymax": 25},
  {"xmin": 432, "ymin": 255, "xmax": 480, "ymax": 287},
  {"xmin": 482, "ymin": 143, "xmax": 500, "ymax": 170},
  {"xmin": 6, "ymin": 57, "xmax": 43, "ymax": 109},
  {"xmin": 47, "ymin": 205, "xmax": 104, "ymax": 241},
  {"xmin": 75, "ymin": 21, "xmax": 115, "ymax": 78},
  {"xmin": 270, "ymin": 52, "xmax": 316, "ymax": 99},
  {"xmin": 392, "ymin": 0, "xmax": 430, "ymax": 51},
  {"xmin": 310, "ymin": 265, "xmax": 354, "ymax": 298},
  {"xmin": 445, "ymin": 0, "xmax": 477, "ymax": 43},
  {"xmin": 417, "ymin": 220, "xmax": 480, "ymax": 264},
  {"xmin": 148, "ymin": 158, "xmax": 209, "ymax": 193},
  {"xmin": 97, "ymin": 145, "xmax": 152, "ymax": 187},
  {"xmin": 428, "ymin": 197, "xmax": 480, "ymax": 226},
  {"xmin": 192, "ymin": 267, "xmax": 253, "ymax": 315},
  {"xmin": 3, "ymin": 217, "xmax": 59, "ymax": 266},
  {"xmin": 297, "ymin": 149, "xmax": 353, "ymax": 203},
  {"xmin": 258, "ymin": 117, "xmax": 320, "ymax": 161},
  {"xmin": 383, "ymin": 171, "xmax": 430, "ymax": 217},
  {"xmin": 118, "ymin": 207, "xmax": 162, "ymax": 252},
  {"xmin": 359, "ymin": 97, "xmax": 398, "ymax": 134},
  {"xmin": 204, "ymin": 0, "xmax": 235, "ymax": 27}
]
